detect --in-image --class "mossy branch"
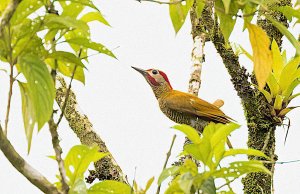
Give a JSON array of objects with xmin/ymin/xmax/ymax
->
[{"xmin": 55, "ymin": 76, "xmax": 127, "ymax": 183}]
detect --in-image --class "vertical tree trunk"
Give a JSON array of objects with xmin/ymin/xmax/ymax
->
[
  {"xmin": 190, "ymin": 0, "xmax": 291, "ymax": 193},
  {"xmin": 243, "ymin": 1, "xmax": 291, "ymax": 193}
]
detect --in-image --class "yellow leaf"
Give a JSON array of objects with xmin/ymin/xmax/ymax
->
[
  {"xmin": 274, "ymin": 95, "xmax": 284, "ymax": 110},
  {"xmin": 247, "ymin": 23, "xmax": 273, "ymax": 90},
  {"xmin": 267, "ymin": 73, "xmax": 280, "ymax": 97},
  {"xmin": 271, "ymin": 40, "xmax": 284, "ymax": 80}
]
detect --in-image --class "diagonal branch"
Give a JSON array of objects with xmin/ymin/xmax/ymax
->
[
  {"xmin": 55, "ymin": 76, "xmax": 127, "ymax": 183},
  {"xmin": 0, "ymin": 124, "xmax": 60, "ymax": 194}
]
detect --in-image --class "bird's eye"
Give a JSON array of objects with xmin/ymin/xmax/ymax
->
[{"xmin": 152, "ymin": 70, "xmax": 158, "ymax": 75}]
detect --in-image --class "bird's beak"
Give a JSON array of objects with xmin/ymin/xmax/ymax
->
[{"xmin": 131, "ymin": 66, "xmax": 148, "ymax": 76}]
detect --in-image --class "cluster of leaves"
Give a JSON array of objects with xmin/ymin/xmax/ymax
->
[
  {"xmin": 55, "ymin": 144, "xmax": 156, "ymax": 194},
  {"xmin": 57, "ymin": 124, "xmax": 271, "ymax": 194},
  {"xmin": 237, "ymin": 38, "xmax": 300, "ymax": 120},
  {"xmin": 53, "ymin": 145, "xmax": 130, "ymax": 194},
  {"xmin": 260, "ymin": 42, "xmax": 300, "ymax": 120},
  {"xmin": 158, "ymin": 123, "xmax": 270, "ymax": 194},
  {"xmin": 168, "ymin": 0, "xmax": 300, "ymax": 89},
  {"xmin": 0, "ymin": 0, "xmax": 115, "ymax": 152}
]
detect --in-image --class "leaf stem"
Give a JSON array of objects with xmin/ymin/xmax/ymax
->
[{"xmin": 156, "ymin": 134, "xmax": 176, "ymax": 194}]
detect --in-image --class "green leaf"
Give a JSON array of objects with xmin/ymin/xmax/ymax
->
[
  {"xmin": 260, "ymin": 89, "xmax": 272, "ymax": 103},
  {"xmin": 64, "ymin": 145, "xmax": 107, "ymax": 186},
  {"xmin": 211, "ymin": 123, "xmax": 240, "ymax": 148},
  {"xmin": 165, "ymin": 178, "xmax": 184, "ymax": 194},
  {"xmin": 44, "ymin": 14, "xmax": 89, "ymax": 35},
  {"xmin": 58, "ymin": 0, "xmax": 99, "ymax": 11},
  {"xmin": 279, "ymin": 57, "xmax": 300, "ymax": 92},
  {"xmin": 266, "ymin": 16, "xmax": 300, "ymax": 56},
  {"xmin": 0, "ymin": 0, "xmax": 9, "ymax": 14},
  {"xmin": 178, "ymin": 173, "xmax": 194, "ymax": 194},
  {"xmin": 195, "ymin": 0, "xmax": 205, "ymax": 18},
  {"xmin": 169, "ymin": 0, "xmax": 193, "ymax": 33},
  {"xmin": 271, "ymin": 40, "xmax": 284, "ymax": 80},
  {"xmin": 145, "ymin": 177, "xmax": 155, "ymax": 192},
  {"xmin": 282, "ymin": 78, "xmax": 300, "ymax": 98},
  {"xmin": 184, "ymin": 143, "xmax": 211, "ymax": 165},
  {"xmin": 69, "ymin": 178, "xmax": 87, "ymax": 194},
  {"xmin": 18, "ymin": 83, "xmax": 35, "ymax": 153},
  {"xmin": 278, "ymin": 106, "xmax": 300, "ymax": 116},
  {"xmin": 242, "ymin": 2, "xmax": 257, "ymax": 30},
  {"xmin": 18, "ymin": 54, "xmax": 55, "ymax": 152},
  {"xmin": 87, "ymin": 180, "xmax": 131, "ymax": 194},
  {"xmin": 213, "ymin": 160, "xmax": 271, "ymax": 178},
  {"xmin": 44, "ymin": 59, "xmax": 85, "ymax": 84},
  {"xmin": 276, "ymin": 6, "xmax": 300, "ymax": 22},
  {"xmin": 18, "ymin": 55, "xmax": 55, "ymax": 125},
  {"xmin": 215, "ymin": 0, "xmax": 239, "ymax": 45},
  {"xmin": 222, "ymin": 0, "xmax": 231, "ymax": 14},
  {"xmin": 47, "ymin": 51, "xmax": 85, "ymax": 68},
  {"xmin": 80, "ymin": 12, "xmax": 110, "ymax": 26},
  {"xmin": 65, "ymin": 38, "xmax": 116, "ymax": 59},
  {"xmin": 223, "ymin": 149, "xmax": 270, "ymax": 160},
  {"xmin": 274, "ymin": 95, "xmax": 284, "ymax": 110},
  {"xmin": 266, "ymin": 74, "xmax": 280, "ymax": 97},
  {"xmin": 10, "ymin": 0, "xmax": 43, "ymax": 24},
  {"xmin": 288, "ymin": 92, "xmax": 300, "ymax": 102},
  {"xmin": 201, "ymin": 177, "xmax": 216, "ymax": 194},
  {"xmin": 61, "ymin": 2, "xmax": 84, "ymax": 18},
  {"xmin": 180, "ymin": 159, "xmax": 198, "ymax": 176},
  {"xmin": 158, "ymin": 166, "xmax": 180, "ymax": 185},
  {"xmin": 247, "ymin": 23, "xmax": 273, "ymax": 90},
  {"xmin": 172, "ymin": 124, "xmax": 201, "ymax": 144}
]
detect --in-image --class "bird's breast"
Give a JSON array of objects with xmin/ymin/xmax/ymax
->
[{"xmin": 158, "ymin": 99, "xmax": 208, "ymax": 132}]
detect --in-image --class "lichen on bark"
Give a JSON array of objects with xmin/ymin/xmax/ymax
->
[
  {"xmin": 55, "ymin": 77, "xmax": 127, "ymax": 184},
  {"xmin": 190, "ymin": 0, "xmax": 292, "ymax": 193}
]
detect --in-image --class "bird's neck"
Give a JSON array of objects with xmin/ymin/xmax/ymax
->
[{"xmin": 152, "ymin": 83, "xmax": 172, "ymax": 99}]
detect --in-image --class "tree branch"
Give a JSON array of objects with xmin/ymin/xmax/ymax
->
[
  {"xmin": 0, "ymin": 124, "xmax": 60, "ymax": 194},
  {"xmin": 48, "ymin": 118, "xmax": 69, "ymax": 194},
  {"xmin": 156, "ymin": 135, "xmax": 176, "ymax": 194},
  {"xmin": 55, "ymin": 76, "xmax": 127, "ymax": 183},
  {"xmin": 0, "ymin": 0, "xmax": 22, "ymax": 36}
]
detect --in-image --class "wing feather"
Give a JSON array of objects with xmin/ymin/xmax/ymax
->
[{"xmin": 163, "ymin": 90, "xmax": 233, "ymax": 124}]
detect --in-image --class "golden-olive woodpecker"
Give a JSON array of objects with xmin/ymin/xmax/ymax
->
[{"xmin": 132, "ymin": 66, "xmax": 233, "ymax": 148}]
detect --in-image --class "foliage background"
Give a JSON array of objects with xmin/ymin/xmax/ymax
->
[{"xmin": 0, "ymin": 0, "xmax": 299, "ymax": 193}]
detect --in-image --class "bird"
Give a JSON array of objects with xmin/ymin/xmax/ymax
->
[{"xmin": 132, "ymin": 66, "xmax": 233, "ymax": 148}]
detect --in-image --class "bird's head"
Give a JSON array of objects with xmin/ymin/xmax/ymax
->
[{"xmin": 132, "ymin": 66, "xmax": 173, "ymax": 98}]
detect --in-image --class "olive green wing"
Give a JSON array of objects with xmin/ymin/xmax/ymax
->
[{"xmin": 164, "ymin": 90, "xmax": 232, "ymax": 124}]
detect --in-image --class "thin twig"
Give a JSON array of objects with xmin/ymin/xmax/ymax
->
[
  {"xmin": 0, "ymin": 124, "xmax": 61, "ymax": 194},
  {"xmin": 56, "ymin": 58, "xmax": 79, "ymax": 126},
  {"xmin": 4, "ymin": 24, "xmax": 14, "ymax": 136},
  {"xmin": 46, "ymin": 4, "xmax": 71, "ymax": 193},
  {"xmin": 48, "ymin": 118, "xmax": 69, "ymax": 193},
  {"xmin": 216, "ymin": 176, "xmax": 239, "ymax": 190},
  {"xmin": 156, "ymin": 135, "xmax": 177, "ymax": 194},
  {"xmin": 262, "ymin": 159, "xmax": 300, "ymax": 164},
  {"xmin": 136, "ymin": 0, "xmax": 185, "ymax": 5}
]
